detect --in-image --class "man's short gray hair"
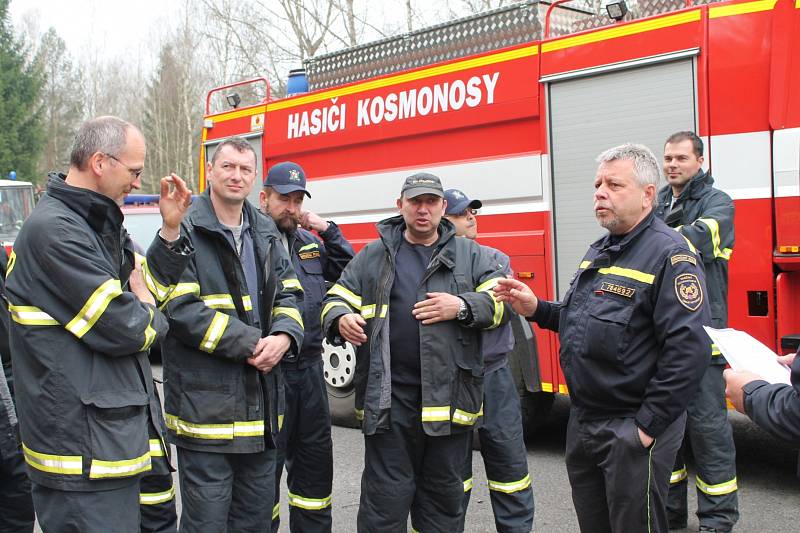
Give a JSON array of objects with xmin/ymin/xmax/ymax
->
[
  {"xmin": 596, "ymin": 143, "xmax": 661, "ymax": 206},
  {"xmin": 70, "ymin": 116, "xmax": 137, "ymax": 170}
]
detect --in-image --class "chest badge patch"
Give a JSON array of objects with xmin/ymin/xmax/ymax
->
[
  {"xmin": 675, "ymin": 273, "xmax": 703, "ymax": 311},
  {"xmin": 599, "ymin": 281, "xmax": 635, "ymax": 298}
]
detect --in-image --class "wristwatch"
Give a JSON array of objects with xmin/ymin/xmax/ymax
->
[{"xmin": 456, "ymin": 298, "xmax": 470, "ymax": 322}]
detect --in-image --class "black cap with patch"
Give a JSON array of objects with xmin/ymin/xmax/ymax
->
[
  {"xmin": 400, "ymin": 172, "xmax": 444, "ymax": 198},
  {"xmin": 265, "ymin": 161, "xmax": 311, "ymax": 198},
  {"xmin": 444, "ymin": 188, "xmax": 482, "ymax": 215}
]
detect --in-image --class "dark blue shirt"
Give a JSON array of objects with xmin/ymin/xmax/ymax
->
[{"xmin": 389, "ymin": 239, "xmax": 435, "ymax": 387}]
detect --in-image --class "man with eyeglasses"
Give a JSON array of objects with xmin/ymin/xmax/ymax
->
[
  {"xmin": 6, "ymin": 116, "xmax": 194, "ymax": 532},
  {"xmin": 444, "ymin": 188, "xmax": 535, "ymax": 533},
  {"xmin": 158, "ymin": 136, "xmax": 304, "ymax": 532}
]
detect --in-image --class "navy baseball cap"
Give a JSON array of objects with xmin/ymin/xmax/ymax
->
[
  {"xmin": 401, "ymin": 172, "xmax": 444, "ymax": 198},
  {"xmin": 444, "ymin": 189, "xmax": 482, "ymax": 215},
  {"xmin": 265, "ymin": 161, "xmax": 311, "ymax": 198}
]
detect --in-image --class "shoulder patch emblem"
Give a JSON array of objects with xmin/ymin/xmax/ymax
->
[
  {"xmin": 600, "ymin": 281, "xmax": 635, "ymax": 299},
  {"xmin": 671, "ymin": 254, "xmax": 697, "ymax": 266},
  {"xmin": 674, "ymin": 273, "xmax": 703, "ymax": 311}
]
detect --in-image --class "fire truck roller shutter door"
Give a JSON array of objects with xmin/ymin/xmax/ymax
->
[{"xmin": 548, "ymin": 58, "xmax": 697, "ymax": 297}]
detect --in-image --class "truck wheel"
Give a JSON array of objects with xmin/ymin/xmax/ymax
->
[
  {"xmin": 323, "ymin": 340, "xmax": 359, "ymax": 428},
  {"xmin": 520, "ymin": 390, "xmax": 554, "ymax": 442}
]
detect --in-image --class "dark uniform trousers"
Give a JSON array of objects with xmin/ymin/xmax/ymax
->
[
  {"xmin": 668, "ymin": 364, "xmax": 739, "ymax": 531},
  {"xmin": 32, "ymin": 481, "xmax": 140, "ymax": 533},
  {"xmin": 460, "ymin": 365, "xmax": 534, "ymax": 533},
  {"xmin": 0, "ymin": 446, "xmax": 34, "ymax": 533},
  {"xmin": 566, "ymin": 409, "xmax": 687, "ymax": 533},
  {"xmin": 139, "ymin": 472, "xmax": 177, "ymax": 533},
  {"xmin": 361, "ymin": 384, "xmax": 471, "ymax": 533},
  {"xmin": 272, "ymin": 360, "xmax": 333, "ymax": 533},
  {"xmin": 177, "ymin": 447, "xmax": 276, "ymax": 533}
]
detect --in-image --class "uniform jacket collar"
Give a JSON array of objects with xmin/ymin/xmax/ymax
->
[
  {"xmin": 376, "ymin": 214, "xmax": 457, "ymax": 262},
  {"xmin": 45, "ymin": 172, "xmax": 124, "ymax": 235},
  {"xmin": 658, "ymin": 169, "xmax": 714, "ymax": 205},
  {"xmin": 591, "ymin": 210, "xmax": 656, "ymax": 256},
  {"xmin": 188, "ymin": 190, "xmax": 281, "ymax": 241}
]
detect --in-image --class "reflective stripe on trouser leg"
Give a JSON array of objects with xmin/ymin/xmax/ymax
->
[
  {"xmin": 360, "ymin": 383, "xmax": 468, "ymax": 533},
  {"xmin": 280, "ymin": 362, "xmax": 334, "ymax": 533},
  {"xmin": 683, "ymin": 364, "xmax": 739, "ymax": 530},
  {"xmin": 140, "ymin": 472, "xmax": 178, "ymax": 533},
  {"xmin": 480, "ymin": 365, "xmax": 534, "ymax": 533}
]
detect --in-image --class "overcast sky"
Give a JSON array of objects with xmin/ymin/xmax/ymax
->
[{"xmin": 10, "ymin": 0, "xmax": 179, "ymax": 66}]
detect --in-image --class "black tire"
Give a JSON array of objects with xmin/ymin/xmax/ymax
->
[
  {"xmin": 520, "ymin": 390, "xmax": 555, "ymax": 442},
  {"xmin": 327, "ymin": 383, "xmax": 359, "ymax": 428}
]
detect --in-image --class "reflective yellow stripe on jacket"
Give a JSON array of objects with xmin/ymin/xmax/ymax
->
[
  {"xmin": 165, "ymin": 414, "xmax": 264, "ymax": 439},
  {"xmin": 476, "ymin": 277, "xmax": 504, "ymax": 329},
  {"xmin": 327, "ymin": 283, "xmax": 362, "ymax": 310},
  {"xmin": 201, "ymin": 293, "xmax": 252, "ymax": 311},
  {"xmin": 66, "ymin": 279, "xmax": 123, "ymax": 338},
  {"xmin": 141, "ymin": 307, "xmax": 156, "ymax": 352},
  {"xmin": 273, "ymin": 307, "xmax": 304, "ymax": 329},
  {"xmin": 22, "ymin": 443, "xmax": 82, "ymax": 475},
  {"xmin": 282, "ymin": 278, "xmax": 304, "ymax": 292},
  {"xmin": 160, "ymin": 282, "xmax": 201, "ymax": 308},
  {"xmin": 695, "ymin": 218, "xmax": 732, "ymax": 260},
  {"xmin": 360, "ymin": 304, "xmax": 388, "ymax": 319},
  {"xmin": 200, "ymin": 312, "xmax": 229, "ymax": 353},
  {"xmin": 89, "ymin": 451, "xmax": 152, "ymax": 479},
  {"xmin": 9, "ymin": 304, "xmax": 59, "ymax": 326},
  {"xmin": 321, "ymin": 301, "xmax": 353, "ymax": 323}
]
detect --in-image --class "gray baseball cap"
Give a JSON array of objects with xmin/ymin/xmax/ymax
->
[{"xmin": 400, "ymin": 172, "xmax": 444, "ymax": 198}]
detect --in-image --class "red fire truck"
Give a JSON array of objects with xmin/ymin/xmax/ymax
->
[{"xmin": 199, "ymin": 0, "xmax": 800, "ymax": 427}]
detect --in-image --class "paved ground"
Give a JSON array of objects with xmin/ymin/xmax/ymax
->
[{"xmin": 34, "ymin": 375, "xmax": 800, "ymax": 532}]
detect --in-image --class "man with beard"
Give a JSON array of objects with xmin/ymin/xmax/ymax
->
[
  {"xmin": 260, "ymin": 161, "xmax": 354, "ymax": 533},
  {"xmin": 494, "ymin": 143, "xmax": 711, "ymax": 533}
]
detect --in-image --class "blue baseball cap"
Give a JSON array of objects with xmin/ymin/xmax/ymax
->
[
  {"xmin": 265, "ymin": 161, "xmax": 311, "ymax": 198},
  {"xmin": 444, "ymin": 189, "xmax": 482, "ymax": 215}
]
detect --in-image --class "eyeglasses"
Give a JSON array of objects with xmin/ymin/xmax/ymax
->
[
  {"xmin": 105, "ymin": 153, "xmax": 144, "ymax": 179},
  {"xmin": 457, "ymin": 208, "xmax": 479, "ymax": 217}
]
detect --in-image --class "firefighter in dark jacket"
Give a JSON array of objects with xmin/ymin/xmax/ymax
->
[
  {"xmin": 725, "ymin": 349, "xmax": 800, "ymax": 443},
  {"xmin": 322, "ymin": 172, "xmax": 511, "ymax": 532},
  {"xmin": 160, "ymin": 137, "xmax": 304, "ymax": 533},
  {"xmin": 495, "ymin": 143, "xmax": 711, "ymax": 533},
  {"xmin": 655, "ymin": 131, "xmax": 738, "ymax": 533},
  {"xmin": 261, "ymin": 161, "xmax": 354, "ymax": 533},
  {"xmin": 0, "ymin": 247, "xmax": 35, "ymax": 532},
  {"xmin": 5, "ymin": 116, "xmax": 193, "ymax": 532},
  {"xmin": 444, "ymin": 188, "xmax": 534, "ymax": 533}
]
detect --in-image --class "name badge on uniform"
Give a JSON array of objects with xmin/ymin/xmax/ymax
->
[
  {"xmin": 674, "ymin": 273, "xmax": 703, "ymax": 311},
  {"xmin": 670, "ymin": 254, "xmax": 697, "ymax": 266},
  {"xmin": 298, "ymin": 242, "xmax": 320, "ymax": 260},
  {"xmin": 599, "ymin": 281, "xmax": 635, "ymax": 298}
]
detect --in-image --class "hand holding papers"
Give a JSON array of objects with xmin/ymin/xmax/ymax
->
[{"xmin": 704, "ymin": 327, "xmax": 791, "ymax": 385}]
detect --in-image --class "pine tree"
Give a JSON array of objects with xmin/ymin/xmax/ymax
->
[{"xmin": 0, "ymin": 0, "xmax": 44, "ymax": 183}]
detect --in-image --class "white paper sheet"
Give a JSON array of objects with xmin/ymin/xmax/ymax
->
[{"xmin": 703, "ymin": 327, "xmax": 791, "ymax": 385}]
